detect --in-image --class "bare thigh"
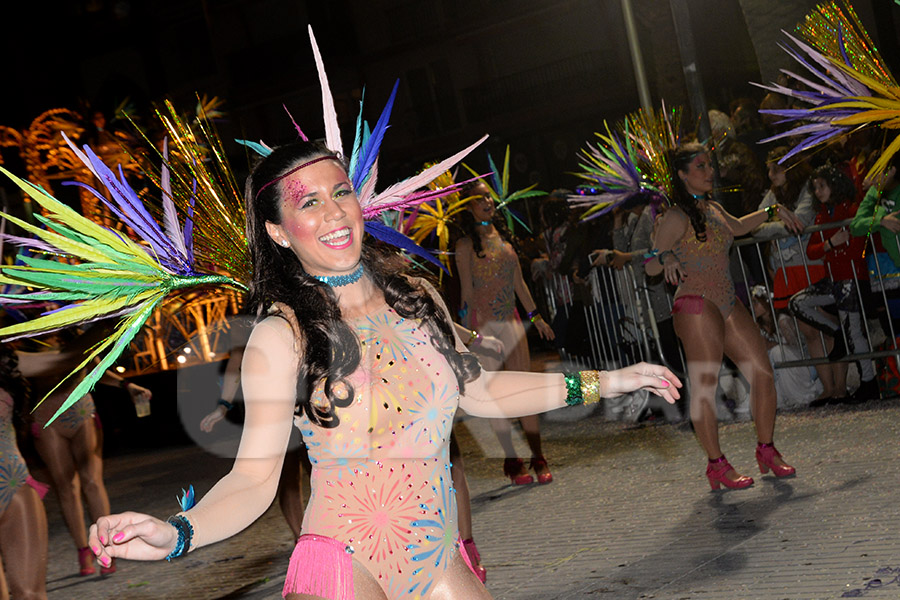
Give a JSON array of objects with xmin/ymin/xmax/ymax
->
[{"xmin": 430, "ymin": 551, "xmax": 492, "ymax": 600}]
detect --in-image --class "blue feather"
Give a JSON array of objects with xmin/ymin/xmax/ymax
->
[
  {"xmin": 352, "ymin": 80, "xmax": 399, "ymax": 190},
  {"xmin": 486, "ymin": 152, "xmax": 502, "ymax": 197},
  {"xmin": 364, "ymin": 221, "xmax": 447, "ymax": 274},
  {"xmin": 348, "ymin": 88, "xmax": 366, "ymax": 179},
  {"xmin": 235, "ymin": 139, "xmax": 273, "ymax": 157},
  {"xmin": 177, "ymin": 484, "xmax": 196, "ymax": 511}
]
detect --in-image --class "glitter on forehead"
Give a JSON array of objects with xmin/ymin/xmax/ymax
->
[
  {"xmin": 255, "ymin": 155, "xmax": 337, "ymax": 201},
  {"xmin": 283, "ymin": 178, "xmax": 309, "ymax": 204}
]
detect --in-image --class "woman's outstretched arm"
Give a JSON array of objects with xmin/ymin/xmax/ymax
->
[{"xmin": 89, "ymin": 316, "xmax": 300, "ymax": 563}]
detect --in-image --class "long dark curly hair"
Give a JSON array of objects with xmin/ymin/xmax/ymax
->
[
  {"xmin": 669, "ymin": 142, "xmax": 710, "ymax": 242},
  {"xmin": 245, "ymin": 141, "xmax": 480, "ymax": 428},
  {"xmin": 458, "ymin": 180, "xmax": 518, "ymax": 258},
  {"xmin": 808, "ymin": 163, "xmax": 856, "ymax": 211}
]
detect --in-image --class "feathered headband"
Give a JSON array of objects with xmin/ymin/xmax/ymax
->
[
  {"xmin": 569, "ymin": 103, "xmax": 682, "ymax": 220},
  {"xmin": 0, "ymin": 25, "xmax": 487, "ymax": 424},
  {"xmin": 236, "ymin": 27, "xmax": 488, "ymax": 272}
]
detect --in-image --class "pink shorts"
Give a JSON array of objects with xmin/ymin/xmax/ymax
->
[{"xmin": 672, "ymin": 294, "xmax": 705, "ymax": 315}]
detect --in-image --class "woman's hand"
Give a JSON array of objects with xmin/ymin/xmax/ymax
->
[
  {"xmin": 477, "ymin": 335, "xmax": 505, "ymax": 357},
  {"xmin": 829, "ymin": 228, "xmax": 851, "ymax": 248},
  {"xmin": 661, "ymin": 252, "xmax": 684, "ymax": 286},
  {"xmin": 775, "ymin": 204, "xmax": 804, "ymax": 234},
  {"xmin": 601, "ymin": 363, "xmax": 682, "ymax": 404},
  {"xmin": 590, "ymin": 249, "xmax": 612, "ymax": 267},
  {"xmin": 126, "ymin": 383, "xmax": 152, "ymax": 405},
  {"xmin": 200, "ymin": 406, "xmax": 227, "ymax": 432},
  {"xmin": 89, "ymin": 512, "xmax": 179, "ymax": 564},
  {"xmin": 533, "ymin": 317, "xmax": 555, "ymax": 341},
  {"xmin": 881, "ymin": 211, "xmax": 900, "ymax": 233}
]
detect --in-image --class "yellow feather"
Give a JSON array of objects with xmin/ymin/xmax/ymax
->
[{"xmin": 0, "ymin": 291, "xmax": 158, "ymax": 337}]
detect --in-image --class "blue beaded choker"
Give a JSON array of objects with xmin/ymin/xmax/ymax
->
[
  {"xmin": 690, "ymin": 193, "xmax": 707, "ymax": 200},
  {"xmin": 478, "ymin": 220, "xmax": 491, "ymax": 226},
  {"xmin": 312, "ymin": 263, "xmax": 364, "ymax": 287}
]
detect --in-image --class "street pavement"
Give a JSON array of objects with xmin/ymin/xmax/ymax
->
[{"xmin": 40, "ymin": 391, "xmax": 900, "ymax": 599}]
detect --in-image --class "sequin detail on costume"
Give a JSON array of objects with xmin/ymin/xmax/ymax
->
[
  {"xmin": 671, "ymin": 203, "xmax": 736, "ymax": 318},
  {"xmin": 470, "ymin": 233, "xmax": 518, "ymax": 322},
  {"xmin": 297, "ymin": 308, "xmax": 460, "ymax": 600},
  {"xmin": 0, "ymin": 391, "xmax": 36, "ymax": 512}
]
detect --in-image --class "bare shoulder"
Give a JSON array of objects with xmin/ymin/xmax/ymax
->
[
  {"xmin": 455, "ymin": 237, "xmax": 473, "ymax": 252},
  {"xmin": 244, "ymin": 315, "xmax": 302, "ymax": 365}
]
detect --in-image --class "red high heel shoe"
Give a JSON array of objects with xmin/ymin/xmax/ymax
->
[
  {"xmin": 756, "ymin": 443, "xmax": 796, "ymax": 477},
  {"xmin": 78, "ymin": 546, "xmax": 96, "ymax": 576},
  {"xmin": 706, "ymin": 456, "xmax": 753, "ymax": 490},
  {"xmin": 100, "ymin": 556, "xmax": 117, "ymax": 576},
  {"xmin": 503, "ymin": 458, "xmax": 533, "ymax": 485},
  {"xmin": 461, "ymin": 538, "xmax": 487, "ymax": 583},
  {"xmin": 529, "ymin": 455, "xmax": 553, "ymax": 484}
]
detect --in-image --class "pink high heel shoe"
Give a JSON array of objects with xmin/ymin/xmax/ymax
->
[
  {"xmin": 461, "ymin": 538, "xmax": 487, "ymax": 583},
  {"xmin": 706, "ymin": 456, "xmax": 753, "ymax": 490},
  {"xmin": 503, "ymin": 458, "xmax": 534, "ymax": 485},
  {"xmin": 78, "ymin": 546, "xmax": 96, "ymax": 576},
  {"xmin": 756, "ymin": 443, "xmax": 796, "ymax": 477},
  {"xmin": 529, "ymin": 455, "xmax": 553, "ymax": 484}
]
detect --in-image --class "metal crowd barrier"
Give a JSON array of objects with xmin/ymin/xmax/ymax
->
[{"xmin": 535, "ymin": 219, "xmax": 900, "ymax": 386}]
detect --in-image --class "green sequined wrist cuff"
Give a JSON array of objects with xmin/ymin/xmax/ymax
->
[{"xmin": 564, "ymin": 372, "xmax": 584, "ymax": 406}]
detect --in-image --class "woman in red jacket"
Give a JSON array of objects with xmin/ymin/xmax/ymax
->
[{"xmin": 788, "ymin": 164, "xmax": 879, "ymax": 403}]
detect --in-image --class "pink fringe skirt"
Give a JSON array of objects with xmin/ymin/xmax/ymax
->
[{"xmin": 283, "ymin": 534, "xmax": 355, "ymax": 599}]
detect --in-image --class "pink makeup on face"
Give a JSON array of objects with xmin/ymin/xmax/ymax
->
[{"xmin": 284, "ymin": 179, "xmax": 309, "ymax": 205}]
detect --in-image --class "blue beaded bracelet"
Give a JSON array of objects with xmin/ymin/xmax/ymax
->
[
  {"xmin": 217, "ymin": 399, "xmax": 234, "ymax": 411},
  {"xmin": 165, "ymin": 514, "xmax": 194, "ymax": 561}
]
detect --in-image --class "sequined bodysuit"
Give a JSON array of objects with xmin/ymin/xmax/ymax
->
[
  {"xmin": 465, "ymin": 232, "xmax": 529, "ymax": 371},
  {"xmin": 672, "ymin": 202, "xmax": 736, "ymax": 318},
  {"xmin": 0, "ymin": 389, "xmax": 45, "ymax": 512},
  {"xmin": 297, "ymin": 307, "xmax": 460, "ymax": 600}
]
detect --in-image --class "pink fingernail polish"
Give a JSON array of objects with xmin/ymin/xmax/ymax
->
[
  {"xmin": 101, "ymin": 556, "xmax": 110, "ymax": 567},
  {"xmin": 99, "ymin": 535, "xmax": 106, "ymax": 544},
  {"xmin": 91, "ymin": 546, "xmax": 99, "ymax": 555},
  {"xmin": 113, "ymin": 532, "xmax": 124, "ymax": 543}
]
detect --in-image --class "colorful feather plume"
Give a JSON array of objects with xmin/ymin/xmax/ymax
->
[
  {"xmin": 0, "ymin": 143, "xmax": 244, "ymax": 424},
  {"xmin": 568, "ymin": 119, "xmax": 666, "ymax": 221},
  {"xmin": 399, "ymin": 167, "xmax": 475, "ymax": 275},
  {"xmin": 244, "ymin": 27, "xmax": 487, "ymax": 263},
  {"xmin": 126, "ymin": 99, "xmax": 251, "ymax": 283},
  {"xmin": 462, "ymin": 146, "xmax": 542, "ymax": 233},
  {"xmin": 754, "ymin": 1, "xmax": 900, "ymax": 180}
]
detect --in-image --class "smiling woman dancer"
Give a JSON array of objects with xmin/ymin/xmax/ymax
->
[
  {"xmin": 646, "ymin": 142, "xmax": 800, "ymax": 491},
  {"xmin": 86, "ymin": 139, "xmax": 680, "ymax": 599}
]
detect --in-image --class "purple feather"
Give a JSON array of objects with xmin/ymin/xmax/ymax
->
[
  {"xmin": 364, "ymin": 221, "xmax": 447, "ymax": 273},
  {"xmin": 352, "ymin": 80, "xmax": 399, "ymax": 190}
]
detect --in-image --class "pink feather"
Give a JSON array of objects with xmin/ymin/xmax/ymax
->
[
  {"xmin": 359, "ymin": 135, "xmax": 488, "ymax": 218},
  {"xmin": 308, "ymin": 26, "xmax": 343, "ymax": 159}
]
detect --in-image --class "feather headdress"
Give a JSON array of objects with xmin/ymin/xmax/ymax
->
[
  {"xmin": 462, "ymin": 146, "xmax": 542, "ymax": 234},
  {"xmin": 0, "ymin": 134, "xmax": 244, "ymax": 424},
  {"xmin": 568, "ymin": 118, "xmax": 667, "ymax": 221},
  {"xmin": 0, "ymin": 26, "xmax": 486, "ymax": 424},
  {"xmin": 238, "ymin": 26, "xmax": 488, "ymax": 271},
  {"xmin": 754, "ymin": 1, "xmax": 900, "ymax": 180}
]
